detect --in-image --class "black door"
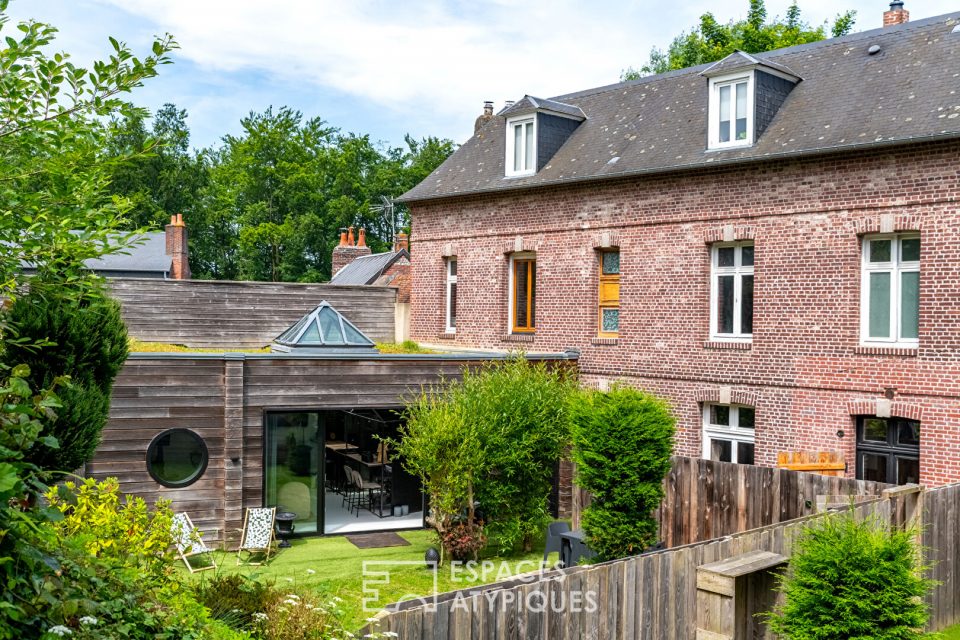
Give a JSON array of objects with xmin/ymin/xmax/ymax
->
[{"xmin": 856, "ymin": 416, "xmax": 920, "ymax": 485}]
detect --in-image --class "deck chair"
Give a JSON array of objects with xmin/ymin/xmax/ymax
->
[
  {"xmin": 236, "ymin": 506, "xmax": 277, "ymax": 566},
  {"xmin": 171, "ymin": 512, "xmax": 216, "ymax": 573}
]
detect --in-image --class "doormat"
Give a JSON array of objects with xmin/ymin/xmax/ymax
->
[{"xmin": 346, "ymin": 532, "xmax": 411, "ymax": 549}]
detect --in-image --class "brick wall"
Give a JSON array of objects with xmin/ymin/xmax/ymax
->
[{"xmin": 407, "ymin": 139, "xmax": 960, "ymax": 486}]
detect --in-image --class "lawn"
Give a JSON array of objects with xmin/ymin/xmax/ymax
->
[
  {"xmin": 189, "ymin": 530, "xmax": 549, "ymax": 632},
  {"xmin": 942, "ymin": 624, "xmax": 960, "ymax": 639}
]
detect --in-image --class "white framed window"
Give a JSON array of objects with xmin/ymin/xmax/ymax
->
[
  {"xmin": 445, "ymin": 258, "xmax": 457, "ymax": 333},
  {"xmin": 505, "ymin": 116, "xmax": 536, "ymax": 177},
  {"xmin": 508, "ymin": 252, "xmax": 536, "ymax": 333},
  {"xmin": 709, "ymin": 242, "xmax": 754, "ymax": 341},
  {"xmin": 860, "ymin": 234, "xmax": 920, "ymax": 346},
  {"xmin": 708, "ymin": 73, "xmax": 753, "ymax": 150},
  {"xmin": 702, "ymin": 404, "xmax": 755, "ymax": 465}
]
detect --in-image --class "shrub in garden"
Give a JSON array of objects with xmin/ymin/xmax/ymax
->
[
  {"xmin": 1, "ymin": 281, "xmax": 129, "ymax": 474},
  {"xmin": 570, "ymin": 385, "xmax": 675, "ymax": 561},
  {"xmin": 767, "ymin": 512, "xmax": 934, "ymax": 639},
  {"xmin": 459, "ymin": 357, "xmax": 576, "ymax": 553},
  {"xmin": 394, "ymin": 356, "xmax": 575, "ymax": 561}
]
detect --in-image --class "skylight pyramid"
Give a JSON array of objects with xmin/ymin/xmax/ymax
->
[{"xmin": 271, "ymin": 301, "xmax": 377, "ymax": 354}]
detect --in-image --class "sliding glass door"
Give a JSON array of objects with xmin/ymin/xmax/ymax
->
[{"xmin": 264, "ymin": 412, "xmax": 323, "ymax": 534}]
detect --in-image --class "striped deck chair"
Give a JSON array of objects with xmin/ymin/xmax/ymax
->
[
  {"xmin": 236, "ymin": 507, "xmax": 276, "ymax": 566},
  {"xmin": 171, "ymin": 512, "xmax": 216, "ymax": 573}
]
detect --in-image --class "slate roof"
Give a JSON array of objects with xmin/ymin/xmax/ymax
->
[
  {"xmin": 501, "ymin": 96, "xmax": 587, "ymax": 120},
  {"xmin": 700, "ymin": 51, "xmax": 800, "ymax": 79},
  {"xmin": 67, "ymin": 232, "xmax": 171, "ymax": 276},
  {"xmin": 330, "ymin": 249, "xmax": 410, "ymax": 285},
  {"xmin": 401, "ymin": 12, "xmax": 960, "ymax": 203}
]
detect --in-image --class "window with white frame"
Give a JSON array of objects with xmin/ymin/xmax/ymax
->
[
  {"xmin": 860, "ymin": 234, "xmax": 920, "ymax": 346},
  {"xmin": 710, "ymin": 242, "xmax": 754, "ymax": 341},
  {"xmin": 445, "ymin": 258, "xmax": 457, "ymax": 333},
  {"xmin": 708, "ymin": 74, "xmax": 753, "ymax": 149},
  {"xmin": 702, "ymin": 404, "xmax": 755, "ymax": 465},
  {"xmin": 505, "ymin": 117, "xmax": 536, "ymax": 177}
]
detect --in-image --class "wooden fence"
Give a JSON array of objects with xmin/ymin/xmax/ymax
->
[
  {"xmin": 108, "ymin": 277, "xmax": 397, "ymax": 347},
  {"xmin": 369, "ymin": 496, "xmax": 899, "ymax": 639},
  {"xmin": 571, "ymin": 457, "xmax": 890, "ymax": 547},
  {"xmin": 924, "ymin": 482, "xmax": 960, "ymax": 630}
]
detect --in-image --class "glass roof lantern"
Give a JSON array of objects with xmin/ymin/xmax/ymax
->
[{"xmin": 271, "ymin": 301, "xmax": 377, "ymax": 354}]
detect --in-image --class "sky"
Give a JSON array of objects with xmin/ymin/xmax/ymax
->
[{"xmin": 8, "ymin": 0, "xmax": 956, "ymax": 152}]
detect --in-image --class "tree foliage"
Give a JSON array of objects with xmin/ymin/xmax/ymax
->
[
  {"xmin": 0, "ymin": 2, "xmax": 176, "ymax": 297},
  {"xmin": 105, "ymin": 105, "xmax": 456, "ymax": 281},
  {"xmin": 0, "ymin": 3, "xmax": 185, "ymax": 635},
  {"xmin": 1, "ymin": 281, "xmax": 129, "ymax": 474},
  {"xmin": 104, "ymin": 103, "xmax": 207, "ymax": 231},
  {"xmin": 621, "ymin": 0, "xmax": 857, "ymax": 80},
  {"xmin": 569, "ymin": 386, "xmax": 675, "ymax": 561},
  {"xmin": 393, "ymin": 357, "xmax": 576, "ymax": 562},
  {"xmin": 767, "ymin": 513, "xmax": 933, "ymax": 639}
]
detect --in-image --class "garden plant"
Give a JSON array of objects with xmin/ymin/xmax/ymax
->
[
  {"xmin": 767, "ymin": 512, "xmax": 934, "ymax": 639},
  {"xmin": 569, "ymin": 385, "xmax": 675, "ymax": 561},
  {"xmin": 393, "ymin": 356, "xmax": 575, "ymax": 562}
]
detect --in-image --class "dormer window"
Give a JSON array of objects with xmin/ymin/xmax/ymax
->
[
  {"xmin": 506, "ymin": 116, "xmax": 536, "ymax": 177},
  {"xmin": 701, "ymin": 52, "xmax": 801, "ymax": 152},
  {"xmin": 709, "ymin": 73, "xmax": 754, "ymax": 149},
  {"xmin": 500, "ymin": 96, "xmax": 585, "ymax": 178}
]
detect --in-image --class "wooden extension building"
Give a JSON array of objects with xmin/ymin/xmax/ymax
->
[{"xmin": 89, "ymin": 278, "xmax": 577, "ymax": 545}]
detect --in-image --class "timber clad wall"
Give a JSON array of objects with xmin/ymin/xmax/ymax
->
[
  {"xmin": 408, "ymin": 140, "xmax": 960, "ymax": 485},
  {"xmin": 109, "ymin": 278, "xmax": 397, "ymax": 348},
  {"xmin": 89, "ymin": 354, "xmax": 574, "ymax": 544}
]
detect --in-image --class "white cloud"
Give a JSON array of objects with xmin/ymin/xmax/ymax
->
[{"xmin": 9, "ymin": 0, "xmax": 960, "ymax": 146}]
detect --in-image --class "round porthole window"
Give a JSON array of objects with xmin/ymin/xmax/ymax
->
[{"xmin": 146, "ymin": 429, "xmax": 209, "ymax": 488}]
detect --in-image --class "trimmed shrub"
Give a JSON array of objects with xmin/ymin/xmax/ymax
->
[
  {"xmin": 1, "ymin": 281, "xmax": 129, "ymax": 473},
  {"xmin": 767, "ymin": 512, "xmax": 934, "ymax": 639},
  {"xmin": 395, "ymin": 356, "xmax": 576, "ymax": 560},
  {"xmin": 570, "ymin": 385, "xmax": 674, "ymax": 561}
]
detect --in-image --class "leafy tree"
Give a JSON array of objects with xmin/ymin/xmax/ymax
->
[
  {"xmin": 1, "ymin": 281, "xmax": 129, "ymax": 474},
  {"xmin": 767, "ymin": 513, "xmax": 933, "ymax": 639},
  {"xmin": 621, "ymin": 0, "xmax": 857, "ymax": 79},
  {"xmin": 0, "ymin": 5, "xmax": 176, "ymax": 296},
  {"xmin": 105, "ymin": 103, "xmax": 209, "ymax": 231},
  {"xmin": 190, "ymin": 107, "xmax": 456, "ymax": 281},
  {"xmin": 0, "ymin": 2, "xmax": 176, "ymax": 634},
  {"xmin": 394, "ymin": 358, "xmax": 575, "ymax": 562},
  {"xmin": 570, "ymin": 386, "xmax": 675, "ymax": 561}
]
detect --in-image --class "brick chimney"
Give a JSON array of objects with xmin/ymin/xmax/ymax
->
[
  {"xmin": 331, "ymin": 226, "xmax": 373, "ymax": 277},
  {"xmin": 883, "ymin": 1, "xmax": 909, "ymax": 26},
  {"xmin": 394, "ymin": 232, "xmax": 409, "ymax": 253},
  {"xmin": 164, "ymin": 213, "xmax": 191, "ymax": 279},
  {"xmin": 474, "ymin": 101, "xmax": 495, "ymax": 135}
]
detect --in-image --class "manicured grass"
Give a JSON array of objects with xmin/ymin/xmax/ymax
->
[
  {"xmin": 189, "ymin": 530, "xmax": 548, "ymax": 632},
  {"xmin": 129, "ymin": 338, "xmax": 269, "ymax": 353},
  {"xmin": 942, "ymin": 624, "xmax": 960, "ymax": 639}
]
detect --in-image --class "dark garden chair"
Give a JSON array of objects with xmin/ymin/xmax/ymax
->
[{"xmin": 543, "ymin": 521, "xmax": 571, "ymax": 566}]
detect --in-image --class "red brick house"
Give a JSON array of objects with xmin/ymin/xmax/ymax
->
[{"xmin": 400, "ymin": 6, "xmax": 960, "ymax": 485}]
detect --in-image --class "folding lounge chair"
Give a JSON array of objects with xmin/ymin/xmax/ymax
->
[
  {"xmin": 236, "ymin": 506, "xmax": 277, "ymax": 566},
  {"xmin": 171, "ymin": 512, "xmax": 216, "ymax": 573}
]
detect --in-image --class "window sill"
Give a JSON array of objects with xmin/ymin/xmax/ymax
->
[
  {"xmin": 854, "ymin": 345, "xmax": 918, "ymax": 357},
  {"xmin": 503, "ymin": 333, "xmax": 535, "ymax": 343},
  {"xmin": 437, "ymin": 332, "xmax": 456, "ymax": 340},
  {"xmin": 591, "ymin": 337, "xmax": 619, "ymax": 346},
  {"xmin": 704, "ymin": 340, "xmax": 752, "ymax": 351}
]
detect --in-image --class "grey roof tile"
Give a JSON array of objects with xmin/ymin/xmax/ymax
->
[
  {"xmin": 501, "ymin": 95, "xmax": 587, "ymax": 120},
  {"xmin": 330, "ymin": 249, "xmax": 409, "ymax": 285},
  {"xmin": 83, "ymin": 232, "xmax": 172, "ymax": 274},
  {"xmin": 401, "ymin": 12, "xmax": 960, "ymax": 203}
]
